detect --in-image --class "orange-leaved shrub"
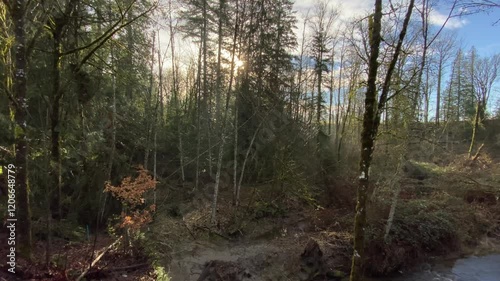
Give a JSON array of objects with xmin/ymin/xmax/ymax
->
[{"xmin": 104, "ymin": 166, "xmax": 157, "ymax": 232}]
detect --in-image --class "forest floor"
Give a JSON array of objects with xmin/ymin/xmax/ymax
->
[
  {"xmin": 149, "ymin": 193, "xmax": 355, "ymax": 281},
  {"xmin": 0, "ymin": 233, "xmax": 157, "ymax": 280},
  {"xmin": 146, "ymin": 148, "xmax": 500, "ymax": 281},
  {"xmin": 1, "ymin": 148, "xmax": 499, "ymax": 280}
]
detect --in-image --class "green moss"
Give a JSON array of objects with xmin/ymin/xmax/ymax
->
[
  {"xmin": 327, "ymin": 270, "xmax": 346, "ymax": 278},
  {"xmin": 414, "ymin": 161, "xmax": 449, "ymax": 175},
  {"xmin": 14, "ymin": 123, "xmax": 24, "ymax": 138},
  {"xmin": 153, "ymin": 264, "xmax": 171, "ymax": 281}
]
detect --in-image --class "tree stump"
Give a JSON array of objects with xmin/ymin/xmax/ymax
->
[{"xmin": 299, "ymin": 239, "xmax": 324, "ymax": 281}]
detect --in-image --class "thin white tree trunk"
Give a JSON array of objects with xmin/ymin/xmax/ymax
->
[
  {"xmin": 144, "ymin": 33, "xmax": 156, "ymax": 169},
  {"xmin": 236, "ymin": 121, "xmax": 262, "ymax": 207},
  {"xmin": 233, "ymin": 107, "xmax": 238, "ymax": 204},
  {"xmin": 179, "ymin": 126, "xmax": 185, "ymax": 181},
  {"xmin": 383, "ymin": 160, "xmax": 403, "ymax": 242},
  {"xmin": 100, "ymin": 46, "xmax": 117, "ymax": 222},
  {"xmin": 328, "ymin": 46, "xmax": 334, "ymax": 136},
  {"xmin": 212, "ymin": 135, "xmax": 226, "ymax": 223},
  {"xmin": 195, "ymin": 39, "xmax": 203, "ymax": 192},
  {"xmin": 211, "ymin": 0, "xmax": 239, "ymax": 222},
  {"xmin": 168, "ymin": 1, "xmax": 185, "ymax": 181}
]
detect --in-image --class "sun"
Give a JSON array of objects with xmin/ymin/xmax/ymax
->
[
  {"xmin": 221, "ymin": 50, "xmax": 244, "ymax": 70},
  {"xmin": 235, "ymin": 58, "xmax": 244, "ymax": 69}
]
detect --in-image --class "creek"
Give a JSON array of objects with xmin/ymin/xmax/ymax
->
[{"xmin": 373, "ymin": 254, "xmax": 500, "ymax": 281}]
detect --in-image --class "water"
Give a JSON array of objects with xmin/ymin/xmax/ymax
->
[
  {"xmin": 451, "ymin": 255, "xmax": 500, "ymax": 281},
  {"xmin": 376, "ymin": 254, "xmax": 500, "ymax": 281},
  {"xmin": 166, "ymin": 238, "xmax": 500, "ymax": 281}
]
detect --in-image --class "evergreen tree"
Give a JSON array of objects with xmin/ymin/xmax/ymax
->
[
  {"xmin": 309, "ymin": 1, "xmax": 338, "ymax": 134},
  {"xmin": 443, "ymin": 48, "xmax": 475, "ymax": 121}
]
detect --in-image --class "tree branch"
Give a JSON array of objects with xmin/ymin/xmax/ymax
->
[
  {"xmin": 75, "ymin": 236, "xmax": 123, "ymax": 281},
  {"xmin": 375, "ymin": 0, "xmax": 415, "ymax": 126},
  {"xmin": 74, "ymin": 1, "xmax": 158, "ymax": 72}
]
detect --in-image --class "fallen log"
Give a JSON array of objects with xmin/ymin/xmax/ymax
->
[
  {"xmin": 75, "ymin": 236, "xmax": 122, "ymax": 281},
  {"xmin": 472, "ymin": 143, "xmax": 485, "ymax": 161},
  {"xmin": 85, "ymin": 262, "xmax": 149, "ymax": 276}
]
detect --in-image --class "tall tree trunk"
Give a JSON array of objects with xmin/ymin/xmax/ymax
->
[
  {"xmin": 50, "ymin": 27, "xmax": 63, "ymax": 221},
  {"xmin": 349, "ymin": 5, "xmax": 383, "ymax": 278},
  {"xmin": 233, "ymin": 106, "xmax": 238, "ymax": 205},
  {"xmin": 350, "ymin": 1, "xmax": 414, "ymax": 280},
  {"xmin": 98, "ymin": 41, "xmax": 119, "ymax": 222},
  {"xmin": 383, "ymin": 158, "xmax": 403, "ymax": 241},
  {"xmin": 154, "ymin": 32, "xmax": 163, "ymax": 205},
  {"xmin": 202, "ymin": 0, "xmax": 213, "ymax": 176},
  {"xmin": 328, "ymin": 47, "xmax": 334, "ymax": 136},
  {"xmin": 125, "ymin": 7, "xmax": 134, "ymax": 100},
  {"xmin": 7, "ymin": 0, "xmax": 32, "ymax": 259},
  {"xmin": 108, "ymin": 47, "xmax": 116, "ymax": 186},
  {"xmin": 211, "ymin": 0, "xmax": 239, "ymax": 222},
  {"xmin": 316, "ymin": 52, "xmax": 323, "ymax": 133},
  {"xmin": 335, "ymin": 49, "xmax": 344, "ymax": 148},
  {"xmin": 446, "ymin": 53, "xmax": 457, "ymax": 122},
  {"xmin": 157, "ymin": 30, "xmax": 165, "ymax": 128},
  {"xmin": 237, "ymin": 121, "xmax": 262, "ymax": 207},
  {"xmin": 468, "ymin": 100, "xmax": 481, "ymax": 158},
  {"xmin": 296, "ymin": 15, "xmax": 308, "ymax": 120},
  {"xmin": 144, "ymin": 33, "xmax": 155, "ymax": 170},
  {"xmin": 414, "ymin": 0, "xmax": 430, "ymax": 121},
  {"xmin": 338, "ymin": 74, "xmax": 356, "ymax": 161},
  {"xmin": 215, "ymin": 0, "xmax": 225, "ymax": 130},
  {"xmin": 169, "ymin": 0, "xmax": 184, "ymax": 181},
  {"xmin": 195, "ymin": 38, "xmax": 203, "ymax": 191},
  {"xmin": 48, "ymin": 0, "xmax": 78, "ymax": 222},
  {"xmin": 457, "ymin": 54, "xmax": 462, "ymax": 121},
  {"xmin": 424, "ymin": 65, "xmax": 430, "ymax": 123},
  {"xmin": 100, "ymin": 47, "xmax": 117, "ymax": 222},
  {"xmin": 436, "ymin": 59, "xmax": 443, "ymax": 124}
]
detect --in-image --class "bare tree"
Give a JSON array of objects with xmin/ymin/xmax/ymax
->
[
  {"xmin": 433, "ymin": 32, "xmax": 456, "ymax": 124},
  {"xmin": 460, "ymin": 0, "xmax": 500, "ymax": 20},
  {"xmin": 468, "ymin": 52, "xmax": 500, "ymax": 157},
  {"xmin": 211, "ymin": 0, "xmax": 240, "ymax": 223},
  {"xmin": 350, "ymin": 0, "xmax": 415, "ymax": 280},
  {"xmin": 309, "ymin": 1, "xmax": 338, "ymax": 138},
  {"xmin": 413, "ymin": 0, "xmax": 459, "ymax": 120}
]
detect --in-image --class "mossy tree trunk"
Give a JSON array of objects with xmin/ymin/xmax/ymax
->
[
  {"xmin": 349, "ymin": 1, "xmax": 415, "ymax": 280},
  {"xmin": 349, "ymin": 4, "xmax": 382, "ymax": 279},
  {"xmin": 4, "ymin": 0, "xmax": 32, "ymax": 259}
]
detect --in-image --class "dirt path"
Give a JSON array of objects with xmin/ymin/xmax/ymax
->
[{"xmin": 167, "ymin": 239, "xmax": 295, "ymax": 281}]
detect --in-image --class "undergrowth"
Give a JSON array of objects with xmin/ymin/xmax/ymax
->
[{"xmin": 363, "ymin": 150, "xmax": 499, "ymax": 276}]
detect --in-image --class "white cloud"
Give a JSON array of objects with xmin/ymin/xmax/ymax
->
[
  {"xmin": 294, "ymin": 0, "xmax": 372, "ymax": 20},
  {"xmin": 294, "ymin": 0, "xmax": 468, "ymax": 30},
  {"xmin": 429, "ymin": 9, "xmax": 469, "ymax": 29},
  {"xmin": 292, "ymin": 0, "xmax": 373, "ymax": 53}
]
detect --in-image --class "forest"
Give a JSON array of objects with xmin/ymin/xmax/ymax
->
[{"xmin": 0, "ymin": 0, "xmax": 500, "ymax": 280}]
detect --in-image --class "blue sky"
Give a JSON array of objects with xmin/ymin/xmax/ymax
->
[
  {"xmin": 456, "ymin": 9, "xmax": 500, "ymax": 56},
  {"xmin": 293, "ymin": 0, "xmax": 500, "ymax": 56},
  {"xmin": 454, "ymin": 9, "xmax": 500, "ymax": 114},
  {"xmin": 292, "ymin": 0, "xmax": 500, "ymax": 116}
]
